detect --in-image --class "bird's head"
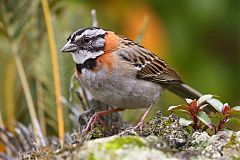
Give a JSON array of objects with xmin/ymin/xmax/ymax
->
[
  {"xmin": 61, "ymin": 27, "xmax": 119, "ymax": 64},
  {"xmin": 61, "ymin": 27, "xmax": 106, "ymax": 64}
]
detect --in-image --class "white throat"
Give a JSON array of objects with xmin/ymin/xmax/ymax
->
[{"xmin": 71, "ymin": 50, "xmax": 104, "ymax": 64}]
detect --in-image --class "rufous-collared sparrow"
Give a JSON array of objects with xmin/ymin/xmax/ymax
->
[{"xmin": 61, "ymin": 27, "xmax": 201, "ymax": 133}]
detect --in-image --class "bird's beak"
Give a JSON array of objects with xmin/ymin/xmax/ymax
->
[{"xmin": 61, "ymin": 41, "xmax": 78, "ymax": 52}]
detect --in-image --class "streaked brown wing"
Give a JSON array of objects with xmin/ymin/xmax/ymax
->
[
  {"xmin": 118, "ymin": 39, "xmax": 182, "ymax": 84},
  {"xmin": 136, "ymin": 56, "xmax": 182, "ymax": 84}
]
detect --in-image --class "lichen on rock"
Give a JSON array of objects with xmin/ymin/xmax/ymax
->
[
  {"xmin": 73, "ymin": 111, "xmax": 240, "ymax": 160},
  {"xmin": 2, "ymin": 110, "xmax": 240, "ymax": 160}
]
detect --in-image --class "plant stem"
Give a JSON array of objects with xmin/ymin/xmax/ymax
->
[
  {"xmin": 0, "ymin": 5, "xmax": 46, "ymax": 146},
  {"xmin": 5, "ymin": 60, "xmax": 16, "ymax": 131},
  {"xmin": 13, "ymin": 44, "xmax": 46, "ymax": 146},
  {"xmin": 41, "ymin": 0, "xmax": 64, "ymax": 142},
  {"xmin": 91, "ymin": 9, "xmax": 98, "ymax": 27},
  {"xmin": 135, "ymin": 15, "xmax": 150, "ymax": 43},
  {"xmin": 217, "ymin": 116, "xmax": 229, "ymax": 133},
  {"xmin": 36, "ymin": 80, "xmax": 46, "ymax": 136}
]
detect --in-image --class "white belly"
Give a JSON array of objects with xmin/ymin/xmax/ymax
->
[{"xmin": 79, "ymin": 67, "xmax": 162, "ymax": 109}]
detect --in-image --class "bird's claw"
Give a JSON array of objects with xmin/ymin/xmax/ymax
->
[{"xmin": 126, "ymin": 121, "xmax": 145, "ymax": 131}]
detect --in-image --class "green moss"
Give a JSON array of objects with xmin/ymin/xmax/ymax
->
[
  {"xmin": 164, "ymin": 119, "xmax": 174, "ymax": 126},
  {"xmin": 100, "ymin": 136, "xmax": 146, "ymax": 151},
  {"xmin": 88, "ymin": 152, "xmax": 96, "ymax": 160},
  {"xmin": 87, "ymin": 127, "xmax": 106, "ymax": 139}
]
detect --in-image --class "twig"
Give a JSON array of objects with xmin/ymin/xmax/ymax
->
[
  {"xmin": 69, "ymin": 73, "xmax": 77, "ymax": 102},
  {"xmin": 75, "ymin": 90, "xmax": 87, "ymax": 111},
  {"xmin": 41, "ymin": 0, "xmax": 64, "ymax": 144},
  {"xmin": 91, "ymin": 9, "xmax": 98, "ymax": 27},
  {"xmin": 0, "ymin": 4, "xmax": 45, "ymax": 146},
  {"xmin": 76, "ymin": 80, "xmax": 91, "ymax": 109},
  {"xmin": 14, "ymin": 44, "xmax": 46, "ymax": 146},
  {"xmin": 36, "ymin": 80, "xmax": 46, "ymax": 136},
  {"xmin": 135, "ymin": 15, "xmax": 150, "ymax": 44}
]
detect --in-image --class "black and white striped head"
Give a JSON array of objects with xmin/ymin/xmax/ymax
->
[{"xmin": 61, "ymin": 27, "xmax": 106, "ymax": 64}]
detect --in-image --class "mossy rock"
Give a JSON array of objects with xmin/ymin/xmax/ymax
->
[
  {"xmin": 74, "ymin": 136, "xmax": 176, "ymax": 160},
  {"xmin": 5, "ymin": 111, "xmax": 240, "ymax": 160}
]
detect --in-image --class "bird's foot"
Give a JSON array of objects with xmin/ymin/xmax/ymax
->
[
  {"xmin": 82, "ymin": 112, "xmax": 101, "ymax": 135},
  {"xmin": 82, "ymin": 108, "xmax": 124, "ymax": 135},
  {"xmin": 126, "ymin": 120, "xmax": 145, "ymax": 131}
]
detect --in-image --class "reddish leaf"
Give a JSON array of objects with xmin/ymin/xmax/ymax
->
[
  {"xmin": 222, "ymin": 103, "xmax": 231, "ymax": 115},
  {"xmin": 188, "ymin": 99, "xmax": 198, "ymax": 113}
]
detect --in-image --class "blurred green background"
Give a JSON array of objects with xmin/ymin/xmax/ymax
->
[{"xmin": 0, "ymin": 0, "xmax": 239, "ymax": 136}]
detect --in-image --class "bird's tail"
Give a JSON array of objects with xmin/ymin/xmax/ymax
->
[
  {"xmin": 166, "ymin": 83, "xmax": 217, "ymax": 113},
  {"xmin": 167, "ymin": 83, "xmax": 202, "ymax": 100}
]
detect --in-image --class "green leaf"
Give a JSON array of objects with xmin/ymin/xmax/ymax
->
[
  {"xmin": 207, "ymin": 98, "xmax": 223, "ymax": 112},
  {"xmin": 197, "ymin": 111, "xmax": 213, "ymax": 129},
  {"xmin": 168, "ymin": 105, "xmax": 188, "ymax": 111},
  {"xmin": 197, "ymin": 94, "xmax": 213, "ymax": 106},
  {"xmin": 224, "ymin": 117, "xmax": 240, "ymax": 131},
  {"xmin": 232, "ymin": 106, "xmax": 240, "ymax": 111},
  {"xmin": 179, "ymin": 118, "xmax": 193, "ymax": 126},
  {"xmin": 229, "ymin": 106, "xmax": 240, "ymax": 115}
]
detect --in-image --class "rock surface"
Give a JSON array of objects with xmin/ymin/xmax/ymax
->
[
  {"xmin": 73, "ymin": 112, "xmax": 240, "ymax": 160},
  {"xmin": 8, "ymin": 111, "xmax": 240, "ymax": 160}
]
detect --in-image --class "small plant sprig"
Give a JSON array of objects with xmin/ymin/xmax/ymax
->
[{"xmin": 168, "ymin": 94, "xmax": 240, "ymax": 134}]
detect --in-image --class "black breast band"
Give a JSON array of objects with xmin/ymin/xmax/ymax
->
[{"xmin": 76, "ymin": 58, "xmax": 97, "ymax": 73}]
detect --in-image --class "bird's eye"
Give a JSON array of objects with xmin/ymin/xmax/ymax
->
[{"xmin": 83, "ymin": 36, "xmax": 90, "ymax": 43}]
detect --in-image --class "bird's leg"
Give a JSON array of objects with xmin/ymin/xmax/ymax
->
[
  {"xmin": 131, "ymin": 104, "xmax": 154, "ymax": 130},
  {"xmin": 82, "ymin": 108, "xmax": 124, "ymax": 134}
]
